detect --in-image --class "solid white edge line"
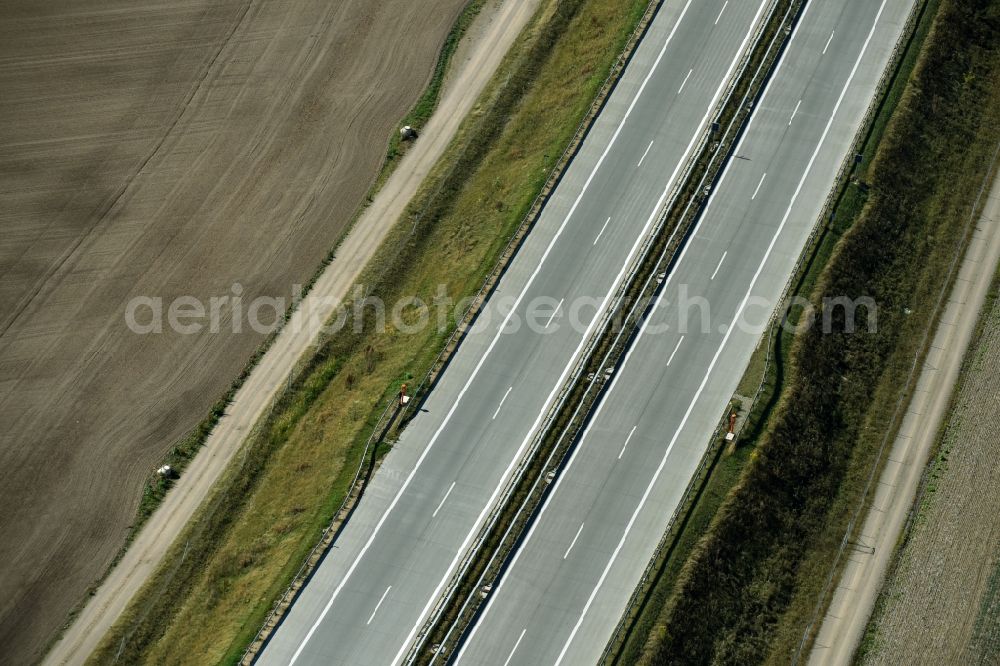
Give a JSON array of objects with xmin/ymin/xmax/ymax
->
[
  {"xmin": 637, "ymin": 140, "xmax": 655, "ymax": 167},
  {"xmin": 388, "ymin": 0, "xmax": 715, "ymax": 661},
  {"xmin": 432, "ymin": 482, "xmax": 457, "ymax": 518},
  {"xmin": 453, "ymin": 0, "xmax": 773, "ymax": 660},
  {"xmin": 544, "ymin": 298, "xmax": 565, "ymax": 329},
  {"xmin": 493, "ymin": 386, "xmax": 514, "ymax": 420},
  {"xmin": 710, "ymin": 251, "xmax": 728, "ymax": 280},
  {"xmin": 552, "ymin": 3, "xmax": 889, "ymax": 663},
  {"xmin": 563, "ymin": 523, "xmax": 586, "ymax": 559},
  {"xmin": 678, "ymin": 68, "xmax": 693, "ymax": 94},
  {"xmin": 460, "ymin": 0, "xmax": 818, "ymax": 658},
  {"xmin": 666, "ymin": 335, "xmax": 685, "ymax": 367},
  {"xmin": 715, "ymin": 0, "xmax": 729, "ymax": 25},
  {"xmin": 502, "ymin": 629, "xmax": 527, "ymax": 666},
  {"xmin": 618, "ymin": 425, "xmax": 637, "ymax": 459},
  {"xmin": 593, "ymin": 216, "xmax": 612, "ymax": 244},
  {"xmin": 286, "ymin": 0, "xmax": 702, "ymax": 659},
  {"xmin": 367, "ymin": 586, "xmax": 392, "ymax": 626}
]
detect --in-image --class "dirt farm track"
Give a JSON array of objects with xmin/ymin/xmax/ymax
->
[{"xmin": 0, "ymin": 0, "xmax": 466, "ymax": 662}]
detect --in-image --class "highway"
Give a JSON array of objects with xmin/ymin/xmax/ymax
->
[
  {"xmin": 453, "ymin": 0, "xmax": 917, "ymax": 664},
  {"xmin": 257, "ymin": 1, "xmax": 774, "ymax": 664}
]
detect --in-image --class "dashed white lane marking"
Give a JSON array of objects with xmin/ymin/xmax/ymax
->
[
  {"xmin": 637, "ymin": 140, "xmax": 655, "ymax": 167},
  {"xmin": 715, "ymin": 0, "xmax": 729, "ymax": 25},
  {"xmin": 398, "ymin": 3, "xmax": 714, "ymax": 660},
  {"xmin": 544, "ymin": 298, "xmax": 564, "ymax": 329},
  {"xmin": 552, "ymin": 4, "xmax": 890, "ymax": 662},
  {"xmin": 711, "ymin": 251, "xmax": 728, "ymax": 280},
  {"xmin": 618, "ymin": 426, "xmax": 637, "ymax": 460},
  {"xmin": 291, "ymin": 0, "xmax": 705, "ymax": 656},
  {"xmin": 432, "ymin": 482, "xmax": 456, "ymax": 518},
  {"xmin": 752, "ymin": 172, "xmax": 767, "ymax": 200},
  {"xmin": 594, "ymin": 216, "xmax": 612, "ymax": 244},
  {"xmin": 564, "ymin": 523, "xmax": 586, "ymax": 559},
  {"xmin": 502, "ymin": 629, "xmax": 527, "ymax": 666},
  {"xmin": 789, "ymin": 98, "xmax": 802, "ymax": 125},
  {"xmin": 451, "ymin": 1, "xmax": 774, "ymax": 661},
  {"xmin": 493, "ymin": 386, "xmax": 514, "ymax": 420},
  {"xmin": 367, "ymin": 586, "xmax": 392, "ymax": 625},
  {"xmin": 666, "ymin": 336, "xmax": 684, "ymax": 367},
  {"xmin": 823, "ymin": 30, "xmax": 835, "ymax": 54},
  {"xmin": 678, "ymin": 68, "xmax": 693, "ymax": 94}
]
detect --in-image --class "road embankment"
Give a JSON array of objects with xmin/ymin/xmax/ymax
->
[
  {"xmin": 79, "ymin": 1, "xmax": 651, "ymax": 664},
  {"xmin": 622, "ymin": 0, "xmax": 1000, "ymax": 663}
]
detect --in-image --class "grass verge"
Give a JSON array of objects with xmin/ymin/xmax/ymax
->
[
  {"xmin": 87, "ymin": 0, "xmax": 652, "ymax": 663},
  {"xmin": 613, "ymin": 0, "xmax": 1000, "ymax": 663},
  {"xmin": 128, "ymin": 0, "xmax": 487, "ymax": 534},
  {"xmin": 59, "ymin": 0, "xmax": 487, "ymax": 649},
  {"xmin": 854, "ymin": 255, "xmax": 1000, "ymax": 662},
  {"xmin": 421, "ymin": 0, "xmax": 803, "ymax": 657},
  {"xmin": 53, "ymin": 0, "xmax": 484, "ymax": 649},
  {"xmin": 609, "ymin": 0, "xmax": 943, "ymax": 658}
]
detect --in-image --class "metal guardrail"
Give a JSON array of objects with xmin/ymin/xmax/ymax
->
[
  {"xmin": 594, "ymin": 0, "xmax": 809, "ymax": 660},
  {"xmin": 410, "ymin": 0, "xmax": 795, "ymax": 660},
  {"xmin": 240, "ymin": 0, "xmax": 673, "ymax": 661},
  {"xmin": 397, "ymin": 0, "xmax": 667, "ymax": 427},
  {"xmin": 788, "ymin": 0, "xmax": 934, "ymax": 661},
  {"xmin": 243, "ymin": 0, "xmax": 827, "ymax": 658},
  {"xmin": 598, "ymin": 0, "xmax": 932, "ymax": 661},
  {"xmin": 399, "ymin": 0, "xmax": 684, "ymax": 657},
  {"xmin": 240, "ymin": 398, "xmax": 397, "ymax": 663}
]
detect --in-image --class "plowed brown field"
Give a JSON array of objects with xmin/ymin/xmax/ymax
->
[{"xmin": 0, "ymin": 0, "xmax": 465, "ymax": 662}]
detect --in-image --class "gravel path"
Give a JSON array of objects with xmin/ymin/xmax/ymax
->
[
  {"xmin": 858, "ymin": 221, "xmax": 1000, "ymax": 663},
  {"xmin": 38, "ymin": 1, "xmax": 539, "ymax": 664},
  {"xmin": 809, "ymin": 168, "xmax": 1000, "ymax": 665}
]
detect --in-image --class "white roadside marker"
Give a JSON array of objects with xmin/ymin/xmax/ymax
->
[
  {"xmin": 502, "ymin": 629, "xmax": 527, "ymax": 666},
  {"xmin": 544, "ymin": 298, "xmax": 564, "ymax": 328},
  {"xmin": 715, "ymin": 0, "xmax": 729, "ymax": 25},
  {"xmin": 823, "ymin": 30, "xmax": 835, "ymax": 55},
  {"xmin": 752, "ymin": 172, "xmax": 767, "ymax": 200}
]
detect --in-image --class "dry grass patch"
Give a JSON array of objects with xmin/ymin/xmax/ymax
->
[
  {"xmin": 91, "ymin": 0, "xmax": 649, "ymax": 663},
  {"xmin": 624, "ymin": 0, "xmax": 1000, "ymax": 663}
]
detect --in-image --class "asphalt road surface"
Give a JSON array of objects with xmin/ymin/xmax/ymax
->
[
  {"xmin": 1, "ymin": 1, "xmax": 471, "ymax": 662},
  {"xmin": 257, "ymin": 0, "xmax": 776, "ymax": 663},
  {"xmin": 41, "ymin": 3, "xmax": 541, "ymax": 664},
  {"xmin": 454, "ymin": 0, "xmax": 917, "ymax": 664}
]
